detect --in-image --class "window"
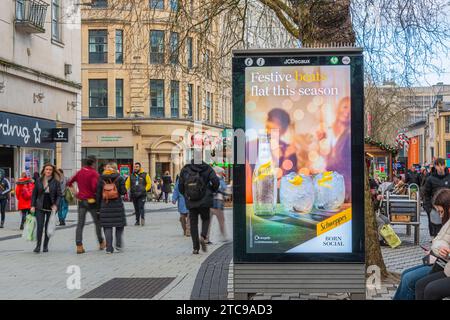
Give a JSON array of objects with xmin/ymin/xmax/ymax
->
[
  {"xmin": 89, "ymin": 79, "xmax": 108, "ymax": 118},
  {"xmin": 187, "ymin": 84, "xmax": 193, "ymax": 118},
  {"xmin": 115, "ymin": 30, "xmax": 123, "ymax": 64},
  {"xmin": 91, "ymin": 0, "xmax": 108, "ymax": 8},
  {"xmin": 149, "ymin": 0, "xmax": 164, "ymax": 9},
  {"xmin": 170, "ymin": 0, "xmax": 178, "ymax": 11},
  {"xmin": 206, "ymin": 92, "xmax": 211, "ymax": 123},
  {"xmin": 89, "ymin": 30, "xmax": 108, "ymax": 63},
  {"xmin": 446, "ymin": 141, "xmax": 450, "ymax": 156},
  {"xmin": 197, "ymin": 39, "xmax": 201, "ymax": 67},
  {"xmin": 51, "ymin": 0, "xmax": 62, "ymax": 41},
  {"xmin": 170, "ymin": 81, "xmax": 179, "ymax": 118},
  {"xmin": 150, "ymin": 80, "xmax": 165, "ymax": 118},
  {"xmin": 186, "ymin": 37, "xmax": 193, "ymax": 69},
  {"xmin": 16, "ymin": 0, "xmax": 24, "ymax": 20},
  {"xmin": 205, "ymin": 49, "xmax": 212, "ymax": 79},
  {"xmin": 446, "ymin": 116, "xmax": 450, "ymax": 133},
  {"xmin": 169, "ymin": 32, "xmax": 179, "ymax": 65},
  {"xmin": 197, "ymin": 85, "xmax": 201, "ymax": 120},
  {"xmin": 150, "ymin": 30, "xmax": 165, "ymax": 64},
  {"xmin": 116, "ymin": 79, "xmax": 123, "ymax": 118}
]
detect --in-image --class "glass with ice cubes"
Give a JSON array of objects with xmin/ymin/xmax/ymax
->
[
  {"xmin": 313, "ymin": 171, "xmax": 345, "ymax": 211},
  {"xmin": 280, "ymin": 172, "xmax": 314, "ymax": 214}
]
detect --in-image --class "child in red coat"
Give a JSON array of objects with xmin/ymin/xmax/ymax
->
[{"xmin": 15, "ymin": 172, "xmax": 35, "ymax": 230}]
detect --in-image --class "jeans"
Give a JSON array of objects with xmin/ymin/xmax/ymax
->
[
  {"xmin": 35, "ymin": 209, "xmax": 51, "ymax": 247},
  {"xmin": 416, "ymin": 271, "xmax": 450, "ymax": 300},
  {"xmin": 103, "ymin": 227, "xmax": 124, "ymax": 253},
  {"xmin": 58, "ymin": 197, "xmax": 69, "ymax": 222},
  {"xmin": 164, "ymin": 192, "xmax": 169, "ymax": 203},
  {"xmin": 393, "ymin": 264, "xmax": 432, "ymax": 300},
  {"xmin": 189, "ymin": 207, "xmax": 210, "ymax": 251},
  {"xmin": 76, "ymin": 200, "xmax": 103, "ymax": 246},
  {"xmin": 132, "ymin": 196, "xmax": 146, "ymax": 222},
  {"xmin": 0, "ymin": 198, "xmax": 7, "ymax": 224}
]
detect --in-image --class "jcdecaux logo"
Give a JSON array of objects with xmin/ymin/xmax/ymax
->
[{"xmin": 284, "ymin": 58, "xmax": 310, "ymax": 65}]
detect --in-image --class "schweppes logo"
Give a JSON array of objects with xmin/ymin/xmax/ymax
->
[{"xmin": 317, "ymin": 208, "xmax": 352, "ymax": 236}]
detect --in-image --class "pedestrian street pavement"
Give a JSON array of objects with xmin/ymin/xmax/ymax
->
[{"xmin": 0, "ymin": 201, "xmax": 233, "ymax": 300}]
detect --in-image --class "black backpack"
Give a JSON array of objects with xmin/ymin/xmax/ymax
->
[{"xmin": 183, "ymin": 167, "xmax": 205, "ymax": 201}]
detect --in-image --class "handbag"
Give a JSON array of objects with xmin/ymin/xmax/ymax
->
[
  {"xmin": 46, "ymin": 209, "xmax": 58, "ymax": 238},
  {"xmin": 431, "ymin": 256, "xmax": 448, "ymax": 274}
]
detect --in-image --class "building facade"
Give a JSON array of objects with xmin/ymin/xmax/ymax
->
[
  {"xmin": 398, "ymin": 83, "xmax": 450, "ymax": 125},
  {"xmin": 81, "ymin": 0, "xmax": 232, "ymax": 180},
  {"xmin": 0, "ymin": 0, "xmax": 81, "ymax": 189},
  {"xmin": 429, "ymin": 94, "xmax": 450, "ymax": 164}
]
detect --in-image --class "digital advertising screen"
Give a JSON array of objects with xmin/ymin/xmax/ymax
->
[{"xmin": 232, "ymin": 49, "xmax": 365, "ymax": 263}]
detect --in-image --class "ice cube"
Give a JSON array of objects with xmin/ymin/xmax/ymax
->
[
  {"xmin": 280, "ymin": 172, "xmax": 314, "ymax": 214},
  {"xmin": 313, "ymin": 171, "xmax": 345, "ymax": 211}
]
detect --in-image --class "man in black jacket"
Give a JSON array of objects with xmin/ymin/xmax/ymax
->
[
  {"xmin": 179, "ymin": 154, "xmax": 220, "ymax": 254},
  {"xmin": 406, "ymin": 167, "xmax": 420, "ymax": 186},
  {"xmin": 423, "ymin": 158, "xmax": 449, "ymax": 237}
]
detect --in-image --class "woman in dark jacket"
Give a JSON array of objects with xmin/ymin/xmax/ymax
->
[
  {"xmin": 162, "ymin": 171, "xmax": 173, "ymax": 203},
  {"xmin": 30, "ymin": 164, "xmax": 61, "ymax": 253},
  {"xmin": 96, "ymin": 162, "xmax": 127, "ymax": 254}
]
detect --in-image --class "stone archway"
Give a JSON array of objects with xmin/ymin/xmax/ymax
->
[{"xmin": 148, "ymin": 136, "xmax": 184, "ymax": 180}]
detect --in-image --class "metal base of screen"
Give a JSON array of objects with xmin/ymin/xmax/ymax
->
[{"xmin": 233, "ymin": 263, "xmax": 366, "ymax": 300}]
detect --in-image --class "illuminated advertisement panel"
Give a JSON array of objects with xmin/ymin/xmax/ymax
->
[{"xmin": 233, "ymin": 49, "xmax": 365, "ymax": 263}]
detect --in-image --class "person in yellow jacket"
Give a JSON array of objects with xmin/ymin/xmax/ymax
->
[{"xmin": 125, "ymin": 163, "xmax": 152, "ymax": 226}]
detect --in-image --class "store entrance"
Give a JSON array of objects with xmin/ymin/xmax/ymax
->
[
  {"xmin": 0, "ymin": 147, "xmax": 15, "ymax": 211},
  {"xmin": 155, "ymin": 162, "xmax": 170, "ymax": 179},
  {"xmin": 0, "ymin": 148, "xmax": 14, "ymax": 175}
]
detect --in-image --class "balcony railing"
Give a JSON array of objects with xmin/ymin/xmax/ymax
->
[{"xmin": 15, "ymin": 0, "xmax": 48, "ymax": 34}]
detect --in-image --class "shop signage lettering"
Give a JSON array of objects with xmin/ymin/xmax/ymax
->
[{"xmin": 0, "ymin": 112, "xmax": 55, "ymax": 148}]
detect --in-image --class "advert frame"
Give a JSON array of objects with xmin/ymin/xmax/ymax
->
[{"xmin": 232, "ymin": 48, "xmax": 365, "ymax": 264}]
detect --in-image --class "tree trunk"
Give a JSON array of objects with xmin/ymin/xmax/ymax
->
[
  {"xmin": 296, "ymin": 0, "xmax": 355, "ymax": 46},
  {"xmin": 365, "ymin": 165, "xmax": 388, "ymax": 277},
  {"xmin": 293, "ymin": 0, "xmax": 388, "ymax": 278}
]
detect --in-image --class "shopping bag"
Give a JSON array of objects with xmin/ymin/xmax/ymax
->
[
  {"xmin": 64, "ymin": 187, "xmax": 75, "ymax": 205},
  {"xmin": 46, "ymin": 210, "xmax": 57, "ymax": 238},
  {"xmin": 22, "ymin": 214, "xmax": 37, "ymax": 242},
  {"xmin": 379, "ymin": 224, "xmax": 402, "ymax": 249}
]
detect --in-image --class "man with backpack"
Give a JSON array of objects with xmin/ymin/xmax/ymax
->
[
  {"xmin": 179, "ymin": 155, "xmax": 220, "ymax": 254},
  {"xmin": 0, "ymin": 169, "xmax": 11, "ymax": 228},
  {"xmin": 125, "ymin": 162, "xmax": 152, "ymax": 226},
  {"xmin": 67, "ymin": 156, "xmax": 105, "ymax": 254}
]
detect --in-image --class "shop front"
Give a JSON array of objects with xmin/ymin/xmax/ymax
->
[
  {"xmin": 82, "ymin": 147, "xmax": 134, "ymax": 175},
  {"xmin": 0, "ymin": 111, "xmax": 56, "ymax": 210}
]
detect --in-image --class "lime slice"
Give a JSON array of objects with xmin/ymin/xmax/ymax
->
[
  {"xmin": 288, "ymin": 175, "xmax": 303, "ymax": 186},
  {"xmin": 318, "ymin": 174, "xmax": 332, "ymax": 188}
]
